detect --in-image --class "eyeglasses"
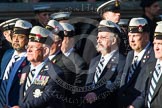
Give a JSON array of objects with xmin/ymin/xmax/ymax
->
[
  {"xmin": 25, "ymin": 45, "xmax": 43, "ymax": 51},
  {"xmin": 97, "ymin": 36, "xmax": 110, "ymax": 40}
]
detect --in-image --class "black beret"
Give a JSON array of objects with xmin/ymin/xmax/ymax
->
[{"xmin": 97, "ymin": 0, "xmax": 120, "ymax": 16}]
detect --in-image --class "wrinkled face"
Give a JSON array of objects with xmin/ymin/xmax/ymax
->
[
  {"xmin": 103, "ymin": 11, "xmax": 120, "ymax": 23},
  {"xmin": 146, "ymin": 2, "xmax": 160, "ymax": 17},
  {"xmin": 96, "ymin": 32, "xmax": 113, "ymax": 54},
  {"xmin": 3, "ymin": 30, "xmax": 12, "ymax": 43},
  {"xmin": 128, "ymin": 32, "xmax": 149, "ymax": 52},
  {"xmin": 36, "ymin": 12, "xmax": 50, "ymax": 26},
  {"xmin": 153, "ymin": 38, "xmax": 162, "ymax": 60},
  {"xmin": 26, "ymin": 42, "xmax": 44, "ymax": 63},
  {"xmin": 27, "ymin": 42, "xmax": 44, "ymax": 63},
  {"xmin": 12, "ymin": 34, "xmax": 28, "ymax": 51}
]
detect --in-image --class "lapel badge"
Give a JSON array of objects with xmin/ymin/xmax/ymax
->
[
  {"xmin": 52, "ymin": 59, "xmax": 57, "ymax": 63},
  {"xmin": 150, "ymin": 71, "xmax": 153, "ymax": 74},
  {"xmin": 143, "ymin": 60, "xmax": 146, "ymax": 63},
  {"xmin": 144, "ymin": 55, "xmax": 146, "ymax": 59},
  {"xmin": 33, "ymin": 89, "xmax": 43, "ymax": 98},
  {"xmin": 18, "ymin": 70, "xmax": 21, "ymax": 73},
  {"xmin": 44, "ymin": 65, "xmax": 49, "ymax": 71},
  {"xmin": 111, "ymin": 58, "xmax": 115, "ymax": 62},
  {"xmin": 111, "ymin": 65, "xmax": 116, "ymax": 72}
]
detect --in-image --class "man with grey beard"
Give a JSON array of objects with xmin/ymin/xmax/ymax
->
[
  {"xmin": 0, "ymin": 20, "xmax": 32, "ymax": 108},
  {"xmin": 83, "ymin": 20, "xmax": 125, "ymax": 108}
]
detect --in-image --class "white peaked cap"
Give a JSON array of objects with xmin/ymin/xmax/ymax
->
[
  {"xmin": 155, "ymin": 23, "xmax": 162, "ymax": 33},
  {"xmin": 129, "ymin": 17, "xmax": 148, "ymax": 27},
  {"xmin": 15, "ymin": 20, "xmax": 32, "ymax": 29},
  {"xmin": 60, "ymin": 22, "xmax": 75, "ymax": 31},
  {"xmin": 29, "ymin": 26, "xmax": 53, "ymax": 45},
  {"xmin": 118, "ymin": 19, "xmax": 129, "ymax": 25},
  {"xmin": 47, "ymin": 20, "xmax": 64, "ymax": 32},
  {"xmin": 99, "ymin": 20, "xmax": 119, "ymax": 28},
  {"xmin": 50, "ymin": 12, "xmax": 71, "ymax": 20},
  {"xmin": 30, "ymin": 26, "xmax": 51, "ymax": 37},
  {"xmin": 0, "ymin": 18, "xmax": 21, "ymax": 31}
]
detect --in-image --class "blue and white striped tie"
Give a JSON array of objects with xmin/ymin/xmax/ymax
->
[
  {"xmin": 24, "ymin": 69, "xmax": 35, "ymax": 96},
  {"xmin": 127, "ymin": 56, "xmax": 138, "ymax": 83},
  {"xmin": 147, "ymin": 64, "xmax": 161, "ymax": 108},
  {"xmin": 94, "ymin": 57, "xmax": 105, "ymax": 83}
]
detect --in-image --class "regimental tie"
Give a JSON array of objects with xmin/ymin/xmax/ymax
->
[
  {"xmin": 94, "ymin": 57, "xmax": 105, "ymax": 83},
  {"xmin": 0, "ymin": 55, "xmax": 19, "ymax": 107},
  {"xmin": 127, "ymin": 56, "xmax": 138, "ymax": 83},
  {"xmin": 24, "ymin": 69, "xmax": 35, "ymax": 96},
  {"xmin": 147, "ymin": 64, "xmax": 161, "ymax": 108}
]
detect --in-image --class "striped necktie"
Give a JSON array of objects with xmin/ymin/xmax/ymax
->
[
  {"xmin": 3, "ymin": 55, "xmax": 19, "ymax": 80},
  {"xmin": 24, "ymin": 69, "xmax": 35, "ymax": 96},
  {"xmin": 94, "ymin": 57, "xmax": 105, "ymax": 83},
  {"xmin": 127, "ymin": 56, "xmax": 138, "ymax": 83},
  {"xmin": 0, "ymin": 55, "xmax": 19, "ymax": 107},
  {"xmin": 147, "ymin": 64, "xmax": 161, "ymax": 108}
]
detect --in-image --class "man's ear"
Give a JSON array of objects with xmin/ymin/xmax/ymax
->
[
  {"xmin": 43, "ymin": 46, "xmax": 50, "ymax": 58},
  {"xmin": 111, "ymin": 37, "xmax": 117, "ymax": 45}
]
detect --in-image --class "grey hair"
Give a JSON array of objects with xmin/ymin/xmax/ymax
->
[{"xmin": 109, "ymin": 32, "xmax": 120, "ymax": 46}]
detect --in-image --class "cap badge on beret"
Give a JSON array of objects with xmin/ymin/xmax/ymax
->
[{"xmin": 115, "ymin": 0, "xmax": 119, "ymax": 7}]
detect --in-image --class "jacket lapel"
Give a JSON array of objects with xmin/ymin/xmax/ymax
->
[
  {"xmin": 86, "ymin": 56, "xmax": 100, "ymax": 85},
  {"xmin": 139, "ymin": 45, "xmax": 153, "ymax": 67},
  {"xmin": 151, "ymin": 68, "xmax": 162, "ymax": 101},
  {"xmin": 123, "ymin": 51, "xmax": 134, "ymax": 85},
  {"xmin": 23, "ymin": 63, "xmax": 48, "ymax": 101},
  {"xmin": 6, "ymin": 57, "xmax": 26, "ymax": 98},
  {"xmin": 19, "ymin": 66, "xmax": 30, "ymax": 102},
  {"xmin": 98, "ymin": 51, "xmax": 119, "ymax": 81},
  {"xmin": 127, "ymin": 46, "xmax": 153, "ymax": 85}
]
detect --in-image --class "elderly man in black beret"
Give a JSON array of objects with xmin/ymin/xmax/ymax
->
[{"xmin": 140, "ymin": 0, "xmax": 161, "ymax": 43}]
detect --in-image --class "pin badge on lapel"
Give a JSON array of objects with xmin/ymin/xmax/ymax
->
[
  {"xmin": 52, "ymin": 59, "xmax": 57, "ymax": 63},
  {"xmin": 111, "ymin": 65, "xmax": 116, "ymax": 72},
  {"xmin": 142, "ymin": 60, "xmax": 146, "ymax": 63}
]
